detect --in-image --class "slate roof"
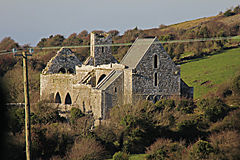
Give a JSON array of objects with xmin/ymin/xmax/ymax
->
[{"xmin": 121, "ymin": 38, "xmax": 156, "ymax": 69}]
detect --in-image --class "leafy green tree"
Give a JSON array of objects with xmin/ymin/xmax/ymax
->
[
  {"xmin": 109, "ymin": 30, "xmax": 120, "ymax": 37},
  {"xmin": 0, "ymin": 37, "xmax": 19, "ymax": 51},
  {"xmin": 110, "ymin": 101, "xmax": 159, "ymax": 153},
  {"xmin": 70, "ymin": 107, "xmax": 84, "ymax": 124},
  {"xmin": 224, "ymin": 9, "xmax": 235, "ymax": 17},
  {"xmin": 31, "ymin": 100, "xmax": 62, "ymax": 124},
  {"xmin": 188, "ymin": 140, "xmax": 213, "ymax": 159},
  {"xmin": 198, "ymin": 98, "xmax": 230, "ymax": 122},
  {"xmin": 48, "ymin": 34, "xmax": 65, "ymax": 46},
  {"xmin": 233, "ymin": 5, "xmax": 240, "ymax": 14},
  {"xmin": 7, "ymin": 108, "xmax": 25, "ymax": 135}
]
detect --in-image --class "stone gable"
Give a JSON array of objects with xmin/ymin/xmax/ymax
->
[{"xmin": 42, "ymin": 48, "xmax": 82, "ymax": 74}]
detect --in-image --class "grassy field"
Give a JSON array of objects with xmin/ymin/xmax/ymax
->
[
  {"xmin": 181, "ymin": 47, "xmax": 240, "ymax": 99},
  {"xmin": 106, "ymin": 154, "xmax": 145, "ymax": 160}
]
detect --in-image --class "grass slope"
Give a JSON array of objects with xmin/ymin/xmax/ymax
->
[{"xmin": 181, "ymin": 47, "xmax": 240, "ymax": 99}]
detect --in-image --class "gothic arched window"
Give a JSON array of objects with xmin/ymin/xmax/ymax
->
[
  {"xmin": 65, "ymin": 93, "xmax": 72, "ymax": 104},
  {"xmin": 55, "ymin": 92, "xmax": 61, "ymax": 103}
]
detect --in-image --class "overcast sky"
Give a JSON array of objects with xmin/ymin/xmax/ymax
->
[{"xmin": 0, "ymin": 0, "xmax": 239, "ymax": 46}]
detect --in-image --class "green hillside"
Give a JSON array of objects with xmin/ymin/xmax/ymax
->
[{"xmin": 181, "ymin": 47, "xmax": 240, "ymax": 99}]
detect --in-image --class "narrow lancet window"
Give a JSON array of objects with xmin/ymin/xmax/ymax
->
[
  {"xmin": 154, "ymin": 72, "xmax": 158, "ymax": 86},
  {"xmin": 154, "ymin": 54, "xmax": 158, "ymax": 68}
]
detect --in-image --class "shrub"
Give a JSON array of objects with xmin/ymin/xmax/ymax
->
[
  {"xmin": 210, "ymin": 109, "xmax": 240, "ymax": 132},
  {"xmin": 32, "ymin": 100, "xmax": 62, "ymax": 124},
  {"xmin": 198, "ymin": 98, "xmax": 230, "ymax": 122},
  {"xmin": 176, "ymin": 115, "xmax": 208, "ymax": 141},
  {"xmin": 155, "ymin": 99, "xmax": 175, "ymax": 112},
  {"xmin": 145, "ymin": 138, "xmax": 186, "ymax": 160},
  {"xmin": 223, "ymin": 9, "xmax": 235, "ymax": 17},
  {"xmin": 208, "ymin": 130, "xmax": 240, "ymax": 160},
  {"xmin": 71, "ymin": 116, "xmax": 94, "ymax": 136},
  {"xmin": 30, "ymin": 123, "xmax": 74, "ymax": 159},
  {"xmin": 94, "ymin": 125, "xmax": 118, "ymax": 155},
  {"xmin": 188, "ymin": 140, "xmax": 213, "ymax": 159},
  {"xmin": 110, "ymin": 102, "xmax": 158, "ymax": 153},
  {"xmin": 232, "ymin": 74, "xmax": 240, "ymax": 96},
  {"xmin": 6, "ymin": 133, "xmax": 25, "ymax": 160},
  {"xmin": 113, "ymin": 151, "xmax": 130, "ymax": 160},
  {"xmin": 176, "ymin": 99, "xmax": 194, "ymax": 114},
  {"xmin": 7, "ymin": 108, "xmax": 25, "ymax": 134},
  {"xmin": 66, "ymin": 137, "xmax": 105, "ymax": 160},
  {"xmin": 70, "ymin": 107, "xmax": 84, "ymax": 124}
]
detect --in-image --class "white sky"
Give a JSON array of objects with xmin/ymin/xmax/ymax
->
[{"xmin": 0, "ymin": 0, "xmax": 239, "ymax": 46}]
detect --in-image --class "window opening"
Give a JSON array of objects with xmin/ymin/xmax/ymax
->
[
  {"xmin": 97, "ymin": 74, "xmax": 106, "ymax": 84},
  {"xmin": 65, "ymin": 93, "xmax": 72, "ymax": 104},
  {"xmin": 58, "ymin": 67, "xmax": 66, "ymax": 73},
  {"xmin": 83, "ymin": 101, "xmax": 85, "ymax": 113},
  {"xmin": 55, "ymin": 92, "xmax": 61, "ymax": 103},
  {"xmin": 154, "ymin": 54, "xmax": 158, "ymax": 68},
  {"xmin": 154, "ymin": 72, "xmax": 158, "ymax": 86},
  {"xmin": 67, "ymin": 68, "xmax": 74, "ymax": 74}
]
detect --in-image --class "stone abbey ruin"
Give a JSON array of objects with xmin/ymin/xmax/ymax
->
[{"xmin": 40, "ymin": 32, "xmax": 193, "ymax": 124}]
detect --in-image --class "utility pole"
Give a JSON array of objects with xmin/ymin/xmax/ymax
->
[{"xmin": 13, "ymin": 49, "xmax": 33, "ymax": 160}]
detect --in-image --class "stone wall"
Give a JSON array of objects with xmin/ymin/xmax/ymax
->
[
  {"xmin": 131, "ymin": 40, "xmax": 181, "ymax": 104},
  {"xmin": 102, "ymin": 72, "xmax": 124, "ymax": 119},
  {"xmin": 42, "ymin": 48, "xmax": 82, "ymax": 74},
  {"xmin": 180, "ymin": 79, "xmax": 194, "ymax": 99},
  {"xmin": 90, "ymin": 32, "xmax": 118, "ymax": 66},
  {"xmin": 72, "ymin": 83, "xmax": 102, "ymax": 119},
  {"xmin": 123, "ymin": 69, "xmax": 133, "ymax": 105},
  {"xmin": 40, "ymin": 74, "xmax": 77, "ymax": 104}
]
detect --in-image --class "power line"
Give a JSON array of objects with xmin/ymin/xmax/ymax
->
[{"xmin": 0, "ymin": 36, "xmax": 240, "ymax": 56}]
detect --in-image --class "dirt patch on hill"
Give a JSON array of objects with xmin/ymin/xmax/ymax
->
[
  {"xmin": 208, "ymin": 84, "xmax": 219, "ymax": 88},
  {"xmin": 201, "ymin": 80, "xmax": 211, "ymax": 86},
  {"xmin": 193, "ymin": 80, "xmax": 201, "ymax": 83}
]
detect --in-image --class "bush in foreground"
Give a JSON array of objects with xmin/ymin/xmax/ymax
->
[
  {"xmin": 113, "ymin": 151, "xmax": 130, "ymax": 160},
  {"xmin": 66, "ymin": 137, "xmax": 105, "ymax": 160}
]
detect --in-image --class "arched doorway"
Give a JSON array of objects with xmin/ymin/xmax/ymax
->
[
  {"xmin": 97, "ymin": 74, "xmax": 106, "ymax": 84},
  {"xmin": 65, "ymin": 93, "xmax": 72, "ymax": 104},
  {"xmin": 67, "ymin": 68, "xmax": 74, "ymax": 74},
  {"xmin": 55, "ymin": 92, "xmax": 61, "ymax": 103},
  {"xmin": 58, "ymin": 67, "xmax": 66, "ymax": 73}
]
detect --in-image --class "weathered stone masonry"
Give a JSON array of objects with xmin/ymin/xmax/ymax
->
[{"xmin": 40, "ymin": 32, "xmax": 193, "ymax": 124}]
